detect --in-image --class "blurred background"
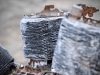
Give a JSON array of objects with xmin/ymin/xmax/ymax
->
[{"xmin": 0, "ymin": 0, "xmax": 100, "ymax": 64}]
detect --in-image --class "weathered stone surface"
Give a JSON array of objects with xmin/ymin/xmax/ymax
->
[
  {"xmin": 20, "ymin": 17, "xmax": 62, "ymax": 60},
  {"xmin": 52, "ymin": 17, "xmax": 100, "ymax": 75},
  {"xmin": 0, "ymin": 45, "xmax": 15, "ymax": 75}
]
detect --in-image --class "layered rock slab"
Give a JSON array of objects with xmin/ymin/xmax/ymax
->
[
  {"xmin": 52, "ymin": 17, "xmax": 100, "ymax": 75},
  {"xmin": 20, "ymin": 17, "xmax": 63, "ymax": 60}
]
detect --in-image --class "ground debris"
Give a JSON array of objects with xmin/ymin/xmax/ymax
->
[{"xmin": 9, "ymin": 61, "xmax": 60, "ymax": 75}]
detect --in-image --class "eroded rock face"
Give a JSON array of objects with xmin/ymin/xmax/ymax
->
[
  {"xmin": 20, "ymin": 17, "xmax": 62, "ymax": 60},
  {"xmin": 0, "ymin": 45, "xmax": 15, "ymax": 75},
  {"xmin": 52, "ymin": 17, "xmax": 100, "ymax": 75}
]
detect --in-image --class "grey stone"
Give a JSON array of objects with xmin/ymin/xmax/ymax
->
[
  {"xmin": 0, "ymin": 44, "xmax": 15, "ymax": 75},
  {"xmin": 52, "ymin": 17, "xmax": 100, "ymax": 75},
  {"xmin": 20, "ymin": 17, "xmax": 63, "ymax": 60}
]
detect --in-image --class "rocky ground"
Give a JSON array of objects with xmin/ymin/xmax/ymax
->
[{"xmin": 0, "ymin": 0, "xmax": 100, "ymax": 64}]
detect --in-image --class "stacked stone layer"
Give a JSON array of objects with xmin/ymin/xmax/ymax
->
[
  {"xmin": 52, "ymin": 17, "xmax": 100, "ymax": 75},
  {"xmin": 20, "ymin": 17, "xmax": 62, "ymax": 60}
]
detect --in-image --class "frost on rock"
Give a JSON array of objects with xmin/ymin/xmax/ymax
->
[{"xmin": 52, "ymin": 17, "xmax": 100, "ymax": 75}]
